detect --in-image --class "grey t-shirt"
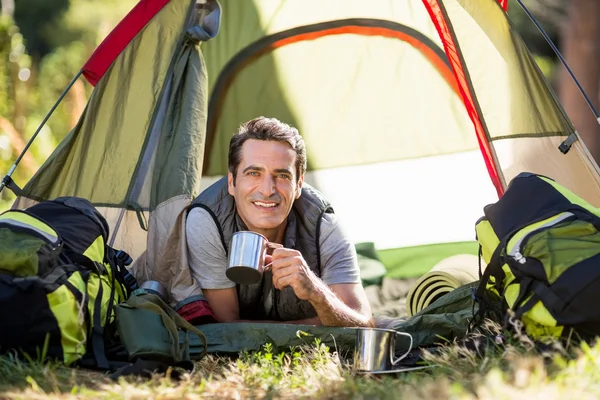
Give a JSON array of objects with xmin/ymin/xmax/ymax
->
[{"xmin": 186, "ymin": 207, "xmax": 361, "ymax": 290}]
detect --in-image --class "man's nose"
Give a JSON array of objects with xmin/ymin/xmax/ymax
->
[{"xmin": 259, "ymin": 175, "xmax": 276, "ymax": 196}]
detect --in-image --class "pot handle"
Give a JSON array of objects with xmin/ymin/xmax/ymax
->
[{"xmin": 391, "ymin": 331, "xmax": 413, "ymax": 366}]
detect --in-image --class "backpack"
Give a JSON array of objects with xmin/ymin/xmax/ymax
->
[
  {"xmin": 0, "ymin": 197, "xmax": 133, "ymax": 366},
  {"xmin": 110, "ymin": 292, "xmax": 208, "ymax": 378},
  {"xmin": 473, "ymin": 172, "xmax": 600, "ymax": 340}
]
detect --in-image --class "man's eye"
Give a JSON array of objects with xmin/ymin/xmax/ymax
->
[
  {"xmin": 278, "ymin": 174, "xmax": 291, "ymax": 180},
  {"xmin": 248, "ymin": 171, "xmax": 260, "ymax": 177}
]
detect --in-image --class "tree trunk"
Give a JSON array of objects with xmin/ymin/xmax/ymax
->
[{"xmin": 558, "ymin": 0, "xmax": 600, "ymax": 162}]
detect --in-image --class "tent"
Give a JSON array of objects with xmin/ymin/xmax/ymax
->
[{"xmin": 8, "ymin": 0, "xmax": 600, "ymax": 305}]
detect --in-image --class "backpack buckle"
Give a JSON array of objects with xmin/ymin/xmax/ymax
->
[{"xmin": 115, "ymin": 250, "xmax": 133, "ymax": 266}]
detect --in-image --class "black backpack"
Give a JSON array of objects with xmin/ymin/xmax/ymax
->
[{"xmin": 0, "ymin": 197, "xmax": 134, "ymax": 366}]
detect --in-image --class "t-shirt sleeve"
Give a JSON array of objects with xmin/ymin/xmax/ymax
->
[
  {"xmin": 186, "ymin": 207, "xmax": 235, "ymax": 289},
  {"xmin": 318, "ymin": 213, "xmax": 361, "ymax": 286}
]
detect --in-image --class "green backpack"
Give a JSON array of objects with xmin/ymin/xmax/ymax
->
[
  {"xmin": 111, "ymin": 292, "xmax": 208, "ymax": 377},
  {"xmin": 473, "ymin": 172, "xmax": 600, "ymax": 340},
  {"xmin": 0, "ymin": 197, "xmax": 131, "ymax": 366}
]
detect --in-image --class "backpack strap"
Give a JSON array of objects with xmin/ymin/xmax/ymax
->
[
  {"xmin": 470, "ymin": 241, "xmax": 507, "ymax": 331},
  {"xmin": 123, "ymin": 294, "xmax": 208, "ymax": 359},
  {"xmin": 106, "ymin": 247, "xmax": 138, "ymax": 295}
]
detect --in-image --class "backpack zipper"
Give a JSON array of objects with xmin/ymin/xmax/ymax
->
[
  {"xmin": 507, "ymin": 212, "xmax": 576, "ymax": 264},
  {"xmin": 0, "ymin": 210, "xmax": 62, "ymax": 248}
]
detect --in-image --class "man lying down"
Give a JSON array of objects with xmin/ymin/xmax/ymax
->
[{"xmin": 184, "ymin": 116, "xmax": 374, "ymax": 327}]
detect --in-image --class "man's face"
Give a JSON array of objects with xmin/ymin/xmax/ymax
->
[{"xmin": 228, "ymin": 139, "xmax": 303, "ymax": 240}]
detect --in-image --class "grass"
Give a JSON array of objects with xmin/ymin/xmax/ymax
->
[{"xmin": 1, "ymin": 323, "xmax": 599, "ymax": 400}]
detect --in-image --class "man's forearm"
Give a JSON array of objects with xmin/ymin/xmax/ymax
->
[{"xmin": 309, "ymin": 284, "xmax": 374, "ymax": 328}]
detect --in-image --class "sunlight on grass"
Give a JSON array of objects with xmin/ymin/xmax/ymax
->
[{"xmin": 1, "ymin": 331, "xmax": 600, "ymax": 399}]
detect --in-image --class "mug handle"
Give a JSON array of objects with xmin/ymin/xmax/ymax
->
[
  {"xmin": 263, "ymin": 243, "xmax": 284, "ymax": 270},
  {"xmin": 390, "ymin": 331, "xmax": 413, "ymax": 366}
]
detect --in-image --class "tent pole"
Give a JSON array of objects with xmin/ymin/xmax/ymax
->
[
  {"xmin": 0, "ymin": 70, "xmax": 83, "ymax": 196},
  {"xmin": 515, "ymin": 0, "xmax": 600, "ymax": 125}
]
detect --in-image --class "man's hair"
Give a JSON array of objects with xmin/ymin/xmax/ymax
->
[{"xmin": 228, "ymin": 117, "xmax": 307, "ymax": 184}]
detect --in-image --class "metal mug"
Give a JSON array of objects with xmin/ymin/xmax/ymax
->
[
  {"xmin": 139, "ymin": 280, "xmax": 168, "ymax": 302},
  {"xmin": 353, "ymin": 328, "xmax": 413, "ymax": 372},
  {"xmin": 226, "ymin": 231, "xmax": 270, "ymax": 285}
]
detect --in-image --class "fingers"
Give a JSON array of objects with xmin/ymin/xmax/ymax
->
[
  {"xmin": 273, "ymin": 271, "xmax": 299, "ymax": 290},
  {"xmin": 269, "ymin": 249, "xmax": 302, "ymax": 271},
  {"xmin": 271, "ymin": 259, "xmax": 310, "ymax": 291},
  {"xmin": 266, "ymin": 242, "xmax": 283, "ymax": 250},
  {"xmin": 271, "ymin": 247, "xmax": 300, "ymax": 259},
  {"xmin": 268, "ymin": 248, "xmax": 310, "ymax": 291}
]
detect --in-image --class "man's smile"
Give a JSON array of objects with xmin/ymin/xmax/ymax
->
[{"xmin": 253, "ymin": 201, "xmax": 279, "ymax": 209}]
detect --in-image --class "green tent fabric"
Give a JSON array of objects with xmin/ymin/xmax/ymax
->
[
  {"xmin": 12, "ymin": 1, "xmax": 222, "ymax": 273},
  {"xmin": 355, "ymin": 242, "xmax": 387, "ymax": 286}
]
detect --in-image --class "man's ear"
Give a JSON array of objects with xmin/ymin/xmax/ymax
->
[
  {"xmin": 227, "ymin": 172, "xmax": 235, "ymax": 196},
  {"xmin": 295, "ymin": 175, "xmax": 304, "ymax": 199}
]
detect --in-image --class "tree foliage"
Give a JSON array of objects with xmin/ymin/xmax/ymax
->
[{"xmin": 13, "ymin": 0, "xmax": 71, "ymax": 60}]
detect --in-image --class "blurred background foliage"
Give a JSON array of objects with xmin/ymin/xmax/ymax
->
[
  {"xmin": 0, "ymin": 0, "xmax": 593, "ymax": 211},
  {"xmin": 0, "ymin": 0, "xmax": 137, "ymax": 210}
]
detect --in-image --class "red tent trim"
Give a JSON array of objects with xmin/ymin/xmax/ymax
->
[
  {"xmin": 422, "ymin": 0, "xmax": 504, "ymax": 197},
  {"xmin": 497, "ymin": 0, "xmax": 508, "ymax": 11},
  {"xmin": 82, "ymin": 0, "xmax": 172, "ymax": 86}
]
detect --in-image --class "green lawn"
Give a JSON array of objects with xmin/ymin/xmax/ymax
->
[{"xmin": 1, "ymin": 326, "xmax": 599, "ymax": 400}]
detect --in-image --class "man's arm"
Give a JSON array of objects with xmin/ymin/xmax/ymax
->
[
  {"xmin": 314, "ymin": 283, "xmax": 374, "ymax": 327},
  {"xmin": 201, "ymin": 288, "xmax": 239, "ymax": 322},
  {"xmin": 202, "ymin": 287, "xmax": 321, "ymax": 324},
  {"xmin": 186, "ymin": 208, "xmax": 241, "ymax": 322},
  {"xmin": 270, "ymin": 248, "xmax": 374, "ymax": 327}
]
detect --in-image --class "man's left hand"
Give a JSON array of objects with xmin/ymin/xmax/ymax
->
[{"xmin": 269, "ymin": 248, "xmax": 324, "ymax": 301}]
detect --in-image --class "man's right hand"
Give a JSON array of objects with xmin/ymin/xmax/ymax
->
[{"xmin": 269, "ymin": 248, "xmax": 326, "ymax": 302}]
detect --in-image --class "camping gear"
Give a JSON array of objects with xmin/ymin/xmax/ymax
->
[
  {"xmin": 406, "ymin": 254, "xmax": 482, "ymax": 316},
  {"xmin": 474, "ymin": 172, "xmax": 600, "ymax": 340},
  {"xmin": 138, "ymin": 280, "xmax": 169, "ymax": 302},
  {"xmin": 0, "ymin": 197, "xmax": 129, "ymax": 366},
  {"xmin": 3, "ymin": 0, "xmax": 600, "ymax": 354},
  {"xmin": 0, "ymin": 210, "xmax": 62, "ymax": 277},
  {"xmin": 353, "ymin": 328, "xmax": 413, "ymax": 373},
  {"xmin": 226, "ymin": 231, "xmax": 270, "ymax": 285},
  {"xmin": 115, "ymin": 291, "xmax": 207, "ymax": 375}
]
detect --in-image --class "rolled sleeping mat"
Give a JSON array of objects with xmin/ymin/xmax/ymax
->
[{"xmin": 405, "ymin": 254, "xmax": 485, "ymax": 316}]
